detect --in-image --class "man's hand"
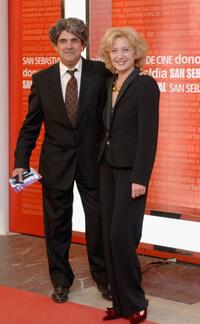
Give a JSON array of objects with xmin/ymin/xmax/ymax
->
[
  {"xmin": 12, "ymin": 168, "xmax": 26, "ymax": 182},
  {"xmin": 131, "ymin": 183, "xmax": 146, "ymax": 199}
]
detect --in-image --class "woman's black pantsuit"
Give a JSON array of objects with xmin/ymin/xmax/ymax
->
[
  {"xmin": 99, "ymin": 69, "xmax": 160, "ymax": 316},
  {"xmin": 100, "ymin": 165, "xmax": 148, "ymax": 316}
]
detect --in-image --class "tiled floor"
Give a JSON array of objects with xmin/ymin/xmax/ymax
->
[{"xmin": 0, "ymin": 234, "xmax": 200, "ymax": 324}]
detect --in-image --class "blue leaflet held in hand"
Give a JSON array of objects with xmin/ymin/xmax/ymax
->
[{"xmin": 9, "ymin": 168, "xmax": 42, "ymax": 192}]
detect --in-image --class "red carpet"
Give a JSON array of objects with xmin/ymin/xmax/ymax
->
[{"xmin": 0, "ymin": 285, "xmax": 156, "ymax": 324}]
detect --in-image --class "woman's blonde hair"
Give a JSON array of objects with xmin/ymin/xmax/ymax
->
[{"xmin": 99, "ymin": 27, "xmax": 147, "ymax": 73}]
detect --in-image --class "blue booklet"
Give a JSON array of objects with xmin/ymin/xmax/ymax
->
[{"xmin": 9, "ymin": 168, "xmax": 42, "ymax": 192}]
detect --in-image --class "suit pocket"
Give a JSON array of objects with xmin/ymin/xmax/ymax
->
[{"xmin": 106, "ymin": 145, "xmax": 136, "ymax": 167}]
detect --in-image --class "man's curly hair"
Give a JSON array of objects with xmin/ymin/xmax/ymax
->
[{"xmin": 49, "ymin": 18, "xmax": 88, "ymax": 46}]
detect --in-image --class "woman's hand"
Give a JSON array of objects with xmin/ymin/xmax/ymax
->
[{"xmin": 131, "ymin": 183, "xmax": 146, "ymax": 199}]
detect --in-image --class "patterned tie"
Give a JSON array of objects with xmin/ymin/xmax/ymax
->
[{"xmin": 65, "ymin": 69, "xmax": 78, "ymax": 127}]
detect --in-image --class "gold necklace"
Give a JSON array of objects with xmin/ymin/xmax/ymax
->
[{"xmin": 112, "ymin": 83, "xmax": 121, "ymax": 92}]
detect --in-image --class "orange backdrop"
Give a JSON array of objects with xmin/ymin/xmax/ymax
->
[
  {"xmin": 112, "ymin": 0, "xmax": 200, "ymax": 222},
  {"xmin": 9, "ymin": 0, "xmax": 60, "ymax": 235},
  {"xmin": 89, "ymin": 0, "xmax": 200, "ymax": 222},
  {"xmin": 9, "ymin": 0, "xmax": 200, "ymax": 240}
]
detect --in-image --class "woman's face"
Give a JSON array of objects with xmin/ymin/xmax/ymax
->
[{"xmin": 109, "ymin": 36, "xmax": 135, "ymax": 74}]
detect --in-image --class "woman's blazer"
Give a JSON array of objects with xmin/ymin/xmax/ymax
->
[{"xmin": 99, "ymin": 68, "xmax": 160, "ymax": 187}]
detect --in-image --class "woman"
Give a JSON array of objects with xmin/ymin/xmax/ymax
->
[{"xmin": 99, "ymin": 27, "xmax": 160, "ymax": 323}]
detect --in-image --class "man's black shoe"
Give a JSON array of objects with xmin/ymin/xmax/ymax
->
[
  {"xmin": 51, "ymin": 286, "xmax": 70, "ymax": 303},
  {"xmin": 97, "ymin": 283, "xmax": 112, "ymax": 301}
]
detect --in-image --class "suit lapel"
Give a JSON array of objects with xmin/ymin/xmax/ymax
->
[
  {"xmin": 114, "ymin": 68, "xmax": 140, "ymax": 108},
  {"xmin": 77, "ymin": 58, "xmax": 99, "ymax": 126},
  {"xmin": 105, "ymin": 76, "xmax": 114, "ymax": 131},
  {"xmin": 48, "ymin": 63, "xmax": 71, "ymax": 122},
  {"xmin": 104, "ymin": 69, "xmax": 140, "ymax": 131}
]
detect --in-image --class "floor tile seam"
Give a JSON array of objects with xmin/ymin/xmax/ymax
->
[
  {"xmin": 147, "ymin": 294, "xmax": 188, "ymax": 303},
  {"xmin": 70, "ymin": 287, "xmax": 199, "ymax": 308}
]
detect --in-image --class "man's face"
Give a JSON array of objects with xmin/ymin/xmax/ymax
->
[{"xmin": 55, "ymin": 31, "xmax": 85, "ymax": 68}]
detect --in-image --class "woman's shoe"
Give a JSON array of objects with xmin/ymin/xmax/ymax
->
[
  {"xmin": 128, "ymin": 309, "xmax": 147, "ymax": 323},
  {"xmin": 103, "ymin": 307, "xmax": 122, "ymax": 321}
]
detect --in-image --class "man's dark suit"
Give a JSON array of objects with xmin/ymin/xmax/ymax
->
[
  {"xmin": 99, "ymin": 69, "xmax": 160, "ymax": 316},
  {"xmin": 14, "ymin": 57, "xmax": 109, "ymax": 288}
]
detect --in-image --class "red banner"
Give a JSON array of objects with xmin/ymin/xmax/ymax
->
[
  {"xmin": 9, "ymin": 0, "xmax": 200, "ymax": 239},
  {"xmin": 9, "ymin": 0, "xmax": 60, "ymax": 235},
  {"xmin": 112, "ymin": 0, "xmax": 200, "ymax": 222}
]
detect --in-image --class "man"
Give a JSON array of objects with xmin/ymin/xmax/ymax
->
[{"xmin": 12, "ymin": 18, "xmax": 111, "ymax": 303}]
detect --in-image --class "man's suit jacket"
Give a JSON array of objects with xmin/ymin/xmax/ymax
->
[
  {"xmin": 99, "ymin": 68, "xmax": 160, "ymax": 187},
  {"xmin": 14, "ymin": 58, "xmax": 109, "ymax": 190}
]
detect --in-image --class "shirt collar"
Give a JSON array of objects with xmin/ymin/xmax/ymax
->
[{"xmin": 59, "ymin": 58, "xmax": 82, "ymax": 77}]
